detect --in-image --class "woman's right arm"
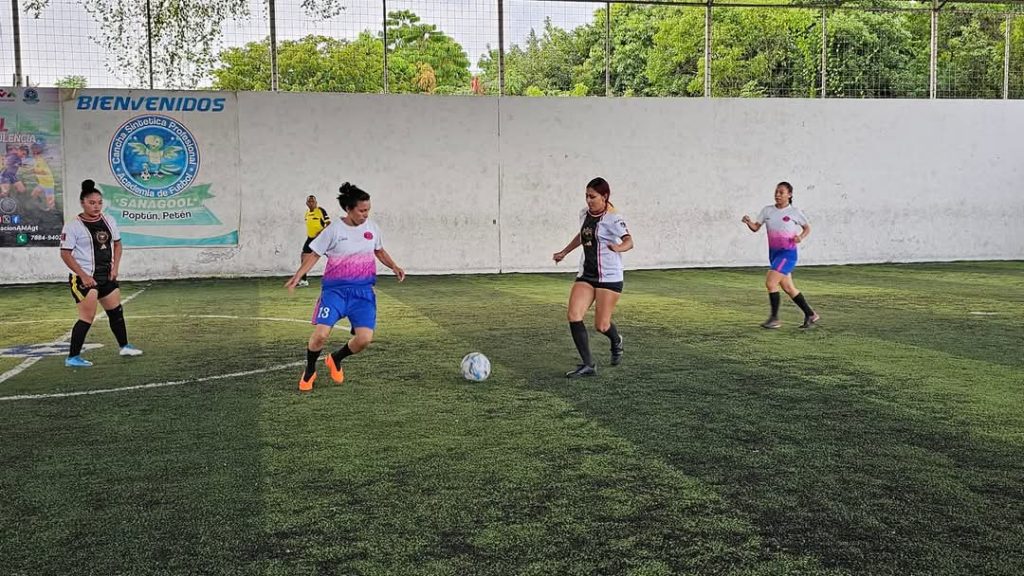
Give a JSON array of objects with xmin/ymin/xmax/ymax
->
[
  {"xmin": 741, "ymin": 215, "xmax": 761, "ymax": 232},
  {"xmin": 553, "ymin": 234, "xmax": 582, "ymax": 263},
  {"xmin": 60, "ymin": 250, "xmax": 94, "ymax": 287}
]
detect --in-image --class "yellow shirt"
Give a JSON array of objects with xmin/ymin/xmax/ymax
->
[
  {"xmin": 34, "ymin": 156, "xmax": 55, "ymax": 188},
  {"xmin": 305, "ymin": 207, "xmax": 330, "ymax": 239}
]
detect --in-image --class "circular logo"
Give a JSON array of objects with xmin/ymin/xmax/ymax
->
[
  {"xmin": 782, "ymin": 216, "xmax": 791, "ymax": 222},
  {"xmin": 109, "ymin": 114, "xmax": 200, "ymax": 198},
  {"xmin": 22, "ymin": 88, "xmax": 39, "ymax": 103},
  {"xmin": 95, "ymin": 230, "xmax": 110, "ymax": 247},
  {"xmin": 364, "ymin": 231, "xmax": 374, "ymax": 240},
  {"xmin": 0, "ymin": 197, "xmax": 16, "ymax": 214}
]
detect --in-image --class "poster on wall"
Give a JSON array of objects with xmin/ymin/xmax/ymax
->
[
  {"xmin": 63, "ymin": 90, "xmax": 239, "ymax": 246},
  {"xmin": 0, "ymin": 87, "xmax": 63, "ymax": 248}
]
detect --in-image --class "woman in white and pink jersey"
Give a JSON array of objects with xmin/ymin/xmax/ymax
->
[
  {"xmin": 742, "ymin": 181, "xmax": 819, "ymax": 329},
  {"xmin": 285, "ymin": 182, "xmax": 406, "ymax": 391},
  {"xmin": 553, "ymin": 177, "xmax": 633, "ymax": 378}
]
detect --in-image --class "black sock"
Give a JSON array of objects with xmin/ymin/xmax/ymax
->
[
  {"xmin": 569, "ymin": 321, "xmax": 593, "ymax": 367},
  {"xmin": 769, "ymin": 291, "xmax": 781, "ymax": 318},
  {"xmin": 106, "ymin": 305, "xmax": 128, "ymax": 347},
  {"xmin": 304, "ymin": 348, "xmax": 321, "ymax": 380},
  {"xmin": 331, "ymin": 344, "xmax": 354, "ymax": 365},
  {"xmin": 69, "ymin": 320, "xmax": 92, "ymax": 357},
  {"xmin": 600, "ymin": 323, "xmax": 620, "ymax": 347},
  {"xmin": 792, "ymin": 292, "xmax": 815, "ymax": 317},
  {"xmin": 301, "ymin": 273, "xmax": 308, "ymax": 281}
]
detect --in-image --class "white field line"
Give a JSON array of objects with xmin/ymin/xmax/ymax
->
[
  {"xmin": 0, "ymin": 289, "xmax": 147, "ymax": 384},
  {"xmin": 3, "ymin": 314, "xmax": 314, "ymax": 325},
  {"xmin": 0, "ymin": 361, "xmax": 304, "ymax": 402}
]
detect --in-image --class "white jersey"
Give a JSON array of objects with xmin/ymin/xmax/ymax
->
[
  {"xmin": 577, "ymin": 208, "xmax": 630, "ymax": 283},
  {"xmin": 309, "ymin": 218, "xmax": 383, "ymax": 288},
  {"xmin": 60, "ymin": 215, "xmax": 120, "ymax": 279},
  {"xmin": 757, "ymin": 204, "xmax": 808, "ymax": 252}
]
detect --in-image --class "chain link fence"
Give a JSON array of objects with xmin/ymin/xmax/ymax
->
[{"xmin": 3, "ymin": 0, "xmax": 1023, "ymax": 98}]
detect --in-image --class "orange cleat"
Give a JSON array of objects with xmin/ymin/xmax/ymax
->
[
  {"xmin": 299, "ymin": 371, "xmax": 316, "ymax": 392},
  {"xmin": 325, "ymin": 354, "xmax": 345, "ymax": 384}
]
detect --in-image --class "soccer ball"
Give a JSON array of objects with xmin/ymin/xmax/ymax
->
[{"xmin": 460, "ymin": 352, "xmax": 491, "ymax": 381}]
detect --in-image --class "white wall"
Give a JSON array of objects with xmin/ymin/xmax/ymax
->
[
  {"xmin": 2, "ymin": 93, "xmax": 1021, "ymax": 284},
  {"xmin": 499, "ymin": 97, "xmax": 1024, "ymax": 272}
]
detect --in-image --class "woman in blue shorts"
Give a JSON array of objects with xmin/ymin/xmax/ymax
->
[
  {"xmin": 742, "ymin": 181, "xmax": 820, "ymax": 329},
  {"xmin": 285, "ymin": 182, "xmax": 405, "ymax": 391}
]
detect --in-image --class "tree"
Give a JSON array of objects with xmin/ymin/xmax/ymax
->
[
  {"xmin": 55, "ymin": 75, "xmax": 88, "ymax": 88},
  {"xmin": 937, "ymin": 13, "xmax": 1005, "ymax": 98},
  {"xmin": 826, "ymin": 11, "xmax": 927, "ymax": 98},
  {"xmin": 413, "ymin": 63, "xmax": 438, "ymax": 94},
  {"xmin": 477, "ymin": 16, "xmax": 601, "ymax": 96},
  {"xmin": 22, "ymin": 0, "xmax": 344, "ymax": 89},
  {"xmin": 212, "ymin": 33, "xmax": 384, "ymax": 93},
  {"xmin": 211, "ymin": 11, "xmax": 469, "ymax": 94},
  {"xmin": 385, "ymin": 10, "xmax": 471, "ymax": 94}
]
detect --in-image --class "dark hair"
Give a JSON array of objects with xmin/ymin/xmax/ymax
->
[
  {"xmin": 80, "ymin": 179, "xmax": 101, "ymax": 201},
  {"xmin": 337, "ymin": 182, "xmax": 370, "ymax": 211},
  {"xmin": 586, "ymin": 177, "xmax": 613, "ymax": 209},
  {"xmin": 778, "ymin": 181, "xmax": 793, "ymax": 204}
]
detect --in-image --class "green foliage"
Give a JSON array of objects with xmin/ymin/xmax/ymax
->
[
  {"xmin": 23, "ymin": 0, "xmax": 345, "ymax": 89},
  {"xmin": 54, "ymin": 75, "xmax": 88, "ymax": 88},
  {"xmin": 22, "ymin": 0, "xmax": 1024, "ymax": 98},
  {"xmin": 213, "ymin": 11, "xmax": 470, "ymax": 94}
]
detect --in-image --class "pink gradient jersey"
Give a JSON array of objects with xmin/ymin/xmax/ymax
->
[
  {"xmin": 756, "ymin": 204, "xmax": 808, "ymax": 251},
  {"xmin": 308, "ymin": 218, "xmax": 383, "ymax": 288}
]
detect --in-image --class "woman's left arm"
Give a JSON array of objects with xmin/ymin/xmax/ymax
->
[
  {"xmin": 610, "ymin": 234, "xmax": 633, "ymax": 253},
  {"xmin": 374, "ymin": 248, "xmax": 406, "ymax": 282},
  {"xmin": 794, "ymin": 223, "xmax": 811, "ymax": 244},
  {"xmin": 111, "ymin": 240, "xmax": 123, "ymax": 280}
]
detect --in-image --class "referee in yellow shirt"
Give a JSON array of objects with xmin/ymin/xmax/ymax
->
[{"xmin": 299, "ymin": 195, "xmax": 331, "ymax": 287}]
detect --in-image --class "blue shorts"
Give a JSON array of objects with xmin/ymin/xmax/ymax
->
[
  {"xmin": 312, "ymin": 285, "xmax": 376, "ymax": 330},
  {"xmin": 769, "ymin": 249, "xmax": 798, "ymax": 275},
  {"xmin": 0, "ymin": 172, "xmax": 18, "ymax": 185}
]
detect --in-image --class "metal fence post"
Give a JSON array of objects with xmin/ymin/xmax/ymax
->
[
  {"xmin": 498, "ymin": 0, "xmax": 505, "ymax": 96},
  {"xmin": 704, "ymin": 0, "xmax": 712, "ymax": 98},
  {"xmin": 383, "ymin": 0, "xmax": 389, "ymax": 93},
  {"xmin": 820, "ymin": 8, "xmax": 827, "ymax": 98},
  {"xmin": 1005, "ymin": 13, "xmax": 1012, "ymax": 100},
  {"xmin": 269, "ymin": 0, "xmax": 279, "ymax": 91},
  {"xmin": 930, "ymin": 0, "xmax": 938, "ymax": 99},
  {"xmin": 146, "ymin": 0, "xmax": 154, "ymax": 89},
  {"xmin": 605, "ymin": 2, "xmax": 611, "ymax": 96},
  {"xmin": 11, "ymin": 0, "xmax": 24, "ymax": 86}
]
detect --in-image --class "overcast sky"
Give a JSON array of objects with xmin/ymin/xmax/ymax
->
[{"xmin": 0, "ymin": 0, "xmax": 601, "ymax": 88}]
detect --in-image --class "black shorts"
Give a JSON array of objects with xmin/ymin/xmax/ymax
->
[
  {"xmin": 69, "ymin": 274, "xmax": 119, "ymax": 303},
  {"xmin": 302, "ymin": 237, "xmax": 315, "ymax": 254},
  {"xmin": 575, "ymin": 277, "xmax": 623, "ymax": 293}
]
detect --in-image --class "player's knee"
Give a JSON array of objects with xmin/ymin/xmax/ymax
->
[
  {"xmin": 567, "ymin": 310, "xmax": 584, "ymax": 322},
  {"xmin": 595, "ymin": 320, "xmax": 611, "ymax": 333}
]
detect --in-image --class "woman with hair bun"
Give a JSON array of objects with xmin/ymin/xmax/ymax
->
[
  {"xmin": 59, "ymin": 179, "xmax": 143, "ymax": 367},
  {"xmin": 286, "ymin": 182, "xmax": 406, "ymax": 392}
]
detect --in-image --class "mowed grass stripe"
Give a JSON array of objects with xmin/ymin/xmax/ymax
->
[
  {"xmin": 0, "ymin": 375, "xmax": 268, "ymax": 576},
  {"xmin": 247, "ymin": 290, "xmax": 841, "ymax": 575},
  {"xmin": 456, "ymin": 273, "xmax": 1023, "ymax": 435},
  {"xmin": 383, "ymin": 275, "xmax": 1023, "ymax": 575}
]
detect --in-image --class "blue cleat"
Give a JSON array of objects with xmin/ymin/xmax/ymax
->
[{"xmin": 65, "ymin": 355, "xmax": 94, "ymax": 368}]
